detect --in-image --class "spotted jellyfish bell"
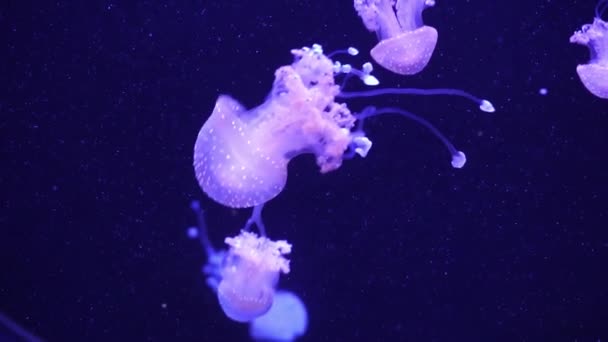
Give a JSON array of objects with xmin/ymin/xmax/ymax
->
[{"xmin": 354, "ymin": 0, "xmax": 438, "ymax": 75}]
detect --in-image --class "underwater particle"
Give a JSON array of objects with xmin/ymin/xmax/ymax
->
[
  {"xmin": 569, "ymin": 0, "xmax": 608, "ymax": 99},
  {"xmin": 538, "ymin": 87, "xmax": 548, "ymax": 96},
  {"xmin": 249, "ymin": 290, "xmax": 308, "ymax": 342},
  {"xmin": 354, "ymin": 0, "xmax": 438, "ymax": 75}
]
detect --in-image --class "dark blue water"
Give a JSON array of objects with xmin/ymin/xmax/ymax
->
[{"xmin": 2, "ymin": 1, "xmax": 607, "ymax": 341}]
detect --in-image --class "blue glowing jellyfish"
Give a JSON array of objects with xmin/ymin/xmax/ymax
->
[
  {"xmin": 193, "ymin": 44, "xmax": 494, "ymax": 208},
  {"xmin": 0, "ymin": 311, "xmax": 44, "ymax": 342},
  {"xmin": 249, "ymin": 290, "xmax": 308, "ymax": 342},
  {"xmin": 354, "ymin": 0, "xmax": 438, "ymax": 75},
  {"xmin": 188, "ymin": 201, "xmax": 308, "ymax": 341},
  {"xmin": 570, "ymin": 0, "xmax": 608, "ymax": 99}
]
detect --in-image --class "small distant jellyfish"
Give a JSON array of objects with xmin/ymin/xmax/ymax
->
[
  {"xmin": 570, "ymin": 0, "xmax": 608, "ymax": 99},
  {"xmin": 188, "ymin": 201, "xmax": 308, "ymax": 341},
  {"xmin": 194, "ymin": 44, "xmax": 493, "ymax": 208},
  {"xmin": 354, "ymin": 0, "xmax": 438, "ymax": 75},
  {"xmin": 249, "ymin": 290, "xmax": 308, "ymax": 342},
  {"xmin": 218, "ymin": 231, "xmax": 292, "ymax": 322}
]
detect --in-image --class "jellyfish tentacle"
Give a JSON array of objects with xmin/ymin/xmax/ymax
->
[
  {"xmin": 395, "ymin": 0, "xmax": 434, "ymax": 31},
  {"xmin": 339, "ymin": 87, "xmax": 495, "ymax": 112},
  {"xmin": 597, "ymin": 0, "xmax": 608, "ymax": 20},
  {"xmin": 243, "ymin": 204, "xmax": 268, "ymax": 237},
  {"xmin": 187, "ymin": 201, "xmax": 226, "ymax": 292},
  {"xmin": 335, "ymin": 62, "xmax": 380, "ymax": 86},
  {"xmin": 327, "ymin": 46, "xmax": 359, "ymax": 58},
  {"xmin": 356, "ymin": 106, "xmax": 467, "ymax": 168},
  {"xmin": 189, "ymin": 200, "xmax": 215, "ymax": 257}
]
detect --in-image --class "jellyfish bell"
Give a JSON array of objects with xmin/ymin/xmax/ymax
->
[
  {"xmin": 216, "ymin": 231, "xmax": 292, "ymax": 322},
  {"xmin": 569, "ymin": 0, "xmax": 608, "ymax": 99},
  {"xmin": 249, "ymin": 290, "xmax": 308, "ymax": 342},
  {"xmin": 193, "ymin": 95, "xmax": 289, "ymax": 208},
  {"xmin": 354, "ymin": 0, "xmax": 438, "ymax": 75},
  {"xmin": 370, "ymin": 26, "xmax": 438, "ymax": 76}
]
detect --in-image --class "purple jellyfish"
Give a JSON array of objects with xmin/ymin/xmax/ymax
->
[
  {"xmin": 570, "ymin": 0, "xmax": 608, "ymax": 99},
  {"xmin": 249, "ymin": 290, "xmax": 308, "ymax": 342},
  {"xmin": 187, "ymin": 201, "xmax": 308, "ymax": 339},
  {"xmin": 354, "ymin": 0, "xmax": 438, "ymax": 75},
  {"xmin": 193, "ymin": 46, "xmax": 358, "ymax": 208},
  {"xmin": 217, "ymin": 230, "xmax": 291, "ymax": 322},
  {"xmin": 194, "ymin": 44, "xmax": 493, "ymax": 208}
]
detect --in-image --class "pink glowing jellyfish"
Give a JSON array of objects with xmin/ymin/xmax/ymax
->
[
  {"xmin": 187, "ymin": 201, "xmax": 308, "ymax": 341},
  {"xmin": 353, "ymin": 0, "xmax": 438, "ymax": 75},
  {"xmin": 217, "ymin": 230, "xmax": 291, "ymax": 322},
  {"xmin": 194, "ymin": 44, "xmax": 494, "ymax": 208},
  {"xmin": 570, "ymin": 0, "xmax": 608, "ymax": 99}
]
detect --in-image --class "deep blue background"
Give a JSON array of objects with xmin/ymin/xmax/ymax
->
[{"xmin": 2, "ymin": 0, "xmax": 607, "ymax": 341}]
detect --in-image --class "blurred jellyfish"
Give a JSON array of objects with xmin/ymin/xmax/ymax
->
[
  {"xmin": 194, "ymin": 44, "xmax": 494, "ymax": 208},
  {"xmin": 249, "ymin": 290, "xmax": 308, "ymax": 342},
  {"xmin": 354, "ymin": 0, "xmax": 438, "ymax": 75},
  {"xmin": 188, "ymin": 201, "xmax": 308, "ymax": 341},
  {"xmin": 218, "ymin": 230, "xmax": 291, "ymax": 322},
  {"xmin": 0, "ymin": 311, "xmax": 44, "ymax": 342},
  {"xmin": 570, "ymin": 0, "xmax": 608, "ymax": 99}
]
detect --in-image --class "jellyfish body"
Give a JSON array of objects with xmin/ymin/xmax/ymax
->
[
  {"xmin": 569, "ymin": 0, "xmax": 608, "ymax": 99},
  {"xmin": 194, "ymin": 46, "xmax": 356, "ymax": 208},
  {"xmin": 249, "ymin": 290, "xmax": 308, "ymax": 342},
  {"xmin": 194, "ymin": 45, "xmax": 493, "ymax": 208},
  {"xmin": 188, "ymin": 201, "xmax": 308, "ymax": 340},
  {"xmin": 217, "ymin": 231, "xmax": 292, "ymax": 322},
  {"xmin": 354, "ymin": 0, "xmax": 437, "ymax": 75}
]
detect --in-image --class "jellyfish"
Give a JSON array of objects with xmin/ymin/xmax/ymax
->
[
  {"xmin": 0, "ymin": 311, "xmax": 44, "ymax": 342},
  {"xmin": 193, "ymin": 45, "xmax": 357, "ymax": 208},
  {"xmin": 194, "ymin": 44, "xmax": 494, "ymax": 208},
  {"xmin": 249, "ymin": 290, "xmax": 308, "ymax": 342},
  {"xmin": 569, "ymin": 0, "xmax": 608, "ymax": 99},
  {"xmin": 217, "ymin": 230, "xmax": 291, "ymax": 322},
  {"xmin": 187, "ymin": 201, "xmax": 308, "ymax": 340},
  {"xmin": 353, "ymin": 0, "xmax": 438, "ymax": 75}
]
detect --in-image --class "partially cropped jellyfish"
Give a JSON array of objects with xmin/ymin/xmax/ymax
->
[
  {"xmin": 353, "ymin": 0, "xmax": 438, "ymax": 75},
  {"xmin": 249, "ymin": 290, "xmax": 308, "ymax": 342},
  {"xmin": 194, "ymin": 44, "xmax": 494, "ymax": 208},
  {"xmin": 0, "ymin": 311, "xmax": 44, "ymax": 342},
  {"xmin": 218, "ymin": 231, "xmax": 291, "ymax": 322},
  {"xmin": 570, "ymin": 0, "xmax": 608, "ymax": 99},
  {"xmin": 187, "ymin": 201, "xmax": 308, "ymax": 341}
]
